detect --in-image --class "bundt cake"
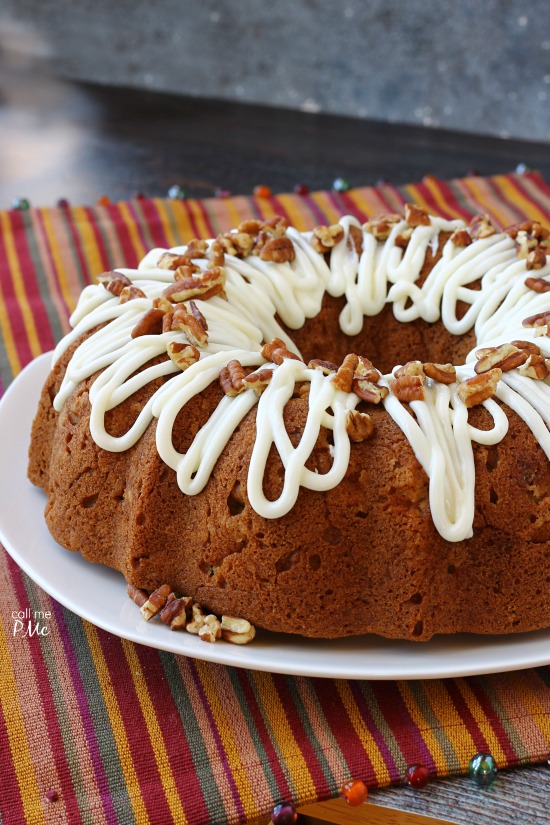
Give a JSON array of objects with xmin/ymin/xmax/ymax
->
[{"xmin": 28, "ymin": 205, "xmax": 550, "ymax": 641}]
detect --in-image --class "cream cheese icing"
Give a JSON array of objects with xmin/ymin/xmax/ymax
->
[{"xmin": 52, "ymin": 214, "xmax": 550, "ymax": 542}]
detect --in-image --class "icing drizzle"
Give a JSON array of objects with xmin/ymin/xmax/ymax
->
[{"xmin": 52, "ymin": 215, "xmax": 550, "ymax": 542}]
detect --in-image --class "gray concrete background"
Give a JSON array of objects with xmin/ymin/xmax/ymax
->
[{"xmin": 0, "ymin": 0, "xmax": 549, "ymax": 141}]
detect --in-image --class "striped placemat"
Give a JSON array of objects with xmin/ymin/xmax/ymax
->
[{"xmin": 1, "ymin": 172, "xmax": 550, "ymax": 825}]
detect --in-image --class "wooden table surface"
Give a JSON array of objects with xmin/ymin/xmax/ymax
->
[{"xmin": 1, "ymin": 65, "xmax": 549, "ymax": 825}]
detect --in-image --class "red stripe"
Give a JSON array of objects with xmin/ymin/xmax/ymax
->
[
  {"xmin": 498, "ymin": 174, "xmax": 550, "ymax": 223},
  {"xmin": 412, "ymin": 179, "xmax": 457, "ymax": 221},
  {"xmin": 193, "ymin": 198, "xmax": 217, "ymax": 240},
  {"xmin": 181, "ymin": 201, "xmax": 203, "ymax": 240},
  {"xmin": 431, "ymin": 179, "xmax": 477, "ymax": 222},
  {"xmin": 133, "ymin": 644, "xmax": 210, "ymax": 823},
  {"xmin": 443, "ymin": 680, "xmax": 491, "ymax": 754},
  {"xmin": 95, "ymin": 631, "xmax": 174, "ymax": 823},
  {"xmin": 0, "ymin": 218, "xmax": 34, "ymax": 365},
  {"xmin": 235, "ymin": 670, "xmax": 293, "ymax": 801},
  {"xmin": 5, "ymin": 556, "xmax": 83, "ymax": 823},
  {"xmin": 125, "ymin": 201, "xmax": 153, "ymax": 252},
  {"xmin": 133, "ymin": 200, "xmax": 172, "ymax": 248},
  {"xmin": 81, "ymin": 206, "xmax": 112, "ymax": 273},
  {"xmin": 310, "ymin": 680, "xmax": 378, "ymax": 786},
  {"xmin": 101, "ymin": 204, "xmax": 140, "ymax": 268},
  {"xmin": 369, "ymin": 683, "xmax": 437, "ymax": 773},
  {"xmin": 0, "ymin": 698, "xmax": 26, "ymax": 825},
  {"xmin": 271, "ymin": 674, "xmax": 331, "ymax": 796},
  {"xmin": 33, "ymin": 210, "xmax": 73, "ymax": 321},
  {"xmin": 465, "ymin": 679, "xmax": 519, "ymax": 765},
  {"xmin": 59, "ymin": 207, "xmax": 91, "ymax": 285}
]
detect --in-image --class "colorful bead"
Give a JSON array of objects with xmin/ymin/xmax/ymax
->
[
  {"xmin": 340, "ymin": 778, "xmax": 368, "ymax": 806},
  {"xmin": 516, "ymin": 162, "xmax": 529, "ymax": 174},
  {"xmin": 97, "ymin": 195, "xmax": 111, "ymax": 206},
  {"xmin": 405, "ymin": 764, "xmax": 430, "ymax": 788},
  {"xmin": 12, "ymin": 196, "xmax": 30, "ymax": 211},
  {"xmin": 253, "ymin": 184, "xmax": 272, "ymax": 198},
  {"xmin": 134, "ymin": 191, "xmax": 146, "ymax": 200},
  {"xmin": 271, "ymin": 801, "xmax": 298, "ymax": 824},
  {"xmin": 294, "ymin": 183, "xmax": 309, "ymax": 195},
  {"xmin": 56, "ymin": 197, "xmax": 70, "ymax": 209},
  {"xmin": 168, "ymin": 184, "xmax": 186, "ymax": 200},
  {"xmin": 468, "ymin": 753, "xmax": 497, "ymax": 786},
  {"xmin": 332, "ymin": 177, "xmax": 350, "ymax": 192},
  {"xmin": 215, "ymin": 187, "xmax": 231, "ymax": 198}
]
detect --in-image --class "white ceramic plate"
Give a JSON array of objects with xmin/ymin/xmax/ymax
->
[{"xmin": 2, "ymin": 352, "xmax": 550, "ymax": 680}]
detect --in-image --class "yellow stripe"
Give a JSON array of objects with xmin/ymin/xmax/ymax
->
[
  {"xmin": 39, "ymin": 209, "xmax": 80, "ymax": 313},
  {"xmin": 310, "ymin": 191, "xmax": 341, "ymax": 224},
  {"xmin": 170, "ymin": 200, "xmax": 196, "ymax": 243},
  {"xmin": 454, "ymin": 680, "xmax": 508, "ymax": 766},
  {"xmin": 0, "ymin": 272, "xmax": 21, "ymax": 375},
  {"xmin": 71, "ymin": 206, "xmax": 104, "ymax": 278},
  {"xmin": 419, "ymin": 682, "xmax": 477, "ymax": 769},
  {"xmin": 397, "ymin": 682, "xmax": 450, "ymax": 772},
  {"xmin": 84, "ymin": 624, "xmax": 150, "ymax": 824},
  {"xmin": 152, "ymin": 199, "xmax": 181, "ymax": 249},
  {"xmin": 335, "ymin": 682, "xmax": 392, "ymax": 784},
  {"xmin": 460, "ymin": 177, "xmax": 513, "ymax": 227},
  {"xmin": 0, "ymin": 621, "xmax": 46, "ymax": 824},
  {"xmin": 493, "ymin": 174, "xmax": 549, "ymax": 225},
  {"xmin": 122, "ymin": 641, "xmax": 188, "ymax": 824},
  {"xmin": 275, "ymin": 194, "xmax": 314, "ymax": 232},
  {"xmin": 218, "ymin": 196, "xmax": 249, "ymax": 233},
  {"xmin": 195, "ymin": 661, "xmax": 260, "ymax": 819},
  {"xmin": 116, "ymin": 203, "xmax": 147, "ymax": 260},
  {"xmin": 422, "ymin": 177, "xmax": 465, "ymax": 220},
  {"xmin": 493, "ymin": 673, "xmax": 550, "ymax": 750},
  {"xmin": 0, "ymin": 212, "xmax": 42, "ymax": 358},
  {"xmin": 186, "ymin": 198, "xmax": 211, "ymax": 240},
  {"xmin": 251, "ymin": 672, "xmax": 317, "ymax": 801},
  {"xmin": 401, "ymin": 183, "xmax": 433, "ymax": 212},
  {"xmin": 346, "ymin": 187, "xmax": 388, "ymax": 220}
]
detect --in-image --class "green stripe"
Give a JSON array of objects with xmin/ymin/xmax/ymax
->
[
  {"xmin": 356, "ymin": 682, "xmax": 408, "ymax": 778},
  {"xmin": 477, "ymin": 676, "xmax": 530, "ymax": 763}
]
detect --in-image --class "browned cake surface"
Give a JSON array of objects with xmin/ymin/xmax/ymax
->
[{"xmin": 28, "ymin": 296, "xmax": 550, "ymax": 641}]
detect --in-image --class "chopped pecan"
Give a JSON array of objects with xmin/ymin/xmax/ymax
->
[
  {"xmin": 456, "ymin": 369, "xmax": 502, "ymax": 408},
  {"xmin": 348, "ymin": 224, "xmax": 364, "ymax": 255},
  {"xmin": 474, "ymin": 343, "xmax": 527, "ymax": 374},
  {"xmin": 185, "ymin": 239, "xmax": 208, "ymax": 259},
  {"xmin": 526, "ymin": 248, "xmax": 547, "ymax": 271},
  {"xmin": 166, "ymin": 341, "xmax": 200, "ymax": 371},
  {"xmin": 209, "ymin": 240, "xmax": 225, "ymax": 267},
  {"xmin": 127, "ymin": 583, "xmax": 148, "ymax": 608},
  {"xmin": 221, "ymin": 616, "xmax": 256, "ymax": 645},
  {"xmin": 468, "ymin": 214, "xmax": 496, "ymax": 239},
  {"xmin": 259, "ymin": 236, "xmax": 296, "ymax": 263},
  {"xmin": 518, "ymin": 354, "xmax": 549, "ymax": 380},
  {"xmin": 331, "ymin": 353, "xmax": 359, "ymax": 393},
  {"xmin": 186, "ymin": 603, "xmax": 208, "ymax": 634},
  {"xmin": 511, "ymin": 339, "xmax": 541, "ymax": 356},
  {"xmin": 261, "ymin": 337, "xmax": 301, "ymax": 364},
  {"xmin": 198, "ymin": 615, "xmax": 222, "ymax": 643},
  {"xmin": 391, "ymin": 374, "xmax": 425, "ymax": 402},
  {"xmin": 131, "ymin": 308, "xmax": 165, "ymax": 337},
  {"xmin": 98, "ymin": 271, "xmax": 132, "ymax": 296},
  {"xmin": 310, "ymin": 224, "xmax": 345, "ymax": 253},
  {"xmin": 171, "ymin": 305, "xmax": 209, "ymax": 347},
  {"xmin": 395, "ymin": 226, "xmax": 414, "ymax": 248},
  {"xmin": 119, "ymin": 285, "xmax": 147, "ymax": 302},
  {"xmin": 220, "ymin": 359, "xmax": 246, "ymax": 396},
  {"xmin": 262, "ymin": 215, "xmax": 289, "ymax": 237},
  {"xmin": 423, "ymin": 362, "xmax": 457, "ymax": 384},
  {"xmin": 162, "ymin": 311, "xmax": 174, "ymax": 334},
  {"xmin": 242, "ymin": 368, "xmax": 274, "ymax": 394},
  {"xmin": 346, "ymin": 409, "xmax": 375, "ymax": 442},
  {"xmin": 516, "ymin": 230, "xmax": 538, "ymax": 259},
  {"xmin": 351, "ymin": 377, "xmax": 388, "ymax": 404},
  {"xmin": 393, "ymin": 360, "xmax": 425, "ymax": 379},
  {"xmin": 405, "ymin": 203, "xmax": 430, "ymax": 227},
  {"xmin": 160, "ymin": 596, "xmax": 193, "ymax": 630},
  {"xmin": 355, "ymin": 356, "xmax": 381, "ymax": 382},
  {"xmin": 237, "ymin": 219, "xmax": 263, "ymax": 237},
  {"xmin": 174, "ymin": 261, "xmax": 201, "ymax": 279},
  {"xmin": 218, "ymin": 232, "xmax": 255, "ymax": 258},
  {"xmin": 153, "ymin": 296, "xmax": 174, "ymax": 313},
  {"xmin": 362, "ymin": 213, "xmax": 401, "ymax": 241},
  {"xmin": 450, "ymin": 228, "xmax": 472, "ymax": 247},
  {"xmin": 163, "ymin": 266, "xmax": 226, "ymax": 303},
  {"xmin": 525, "ymin": 275, "xmax": 550, "ymax": 292},
  {"xmin": 188, "ymin": 299, "xmax": 207, "ymax": 330},
  {"xmin": 522, "ymin": 311, "xmax": 550, "ymax": 328},
  {"xmin": 157, "ymin": 252, "xmax": 191, "ymax": 270},
  {"xmin": 307, "ymin": 358, "xmax": 339, "ymax": 375},
  {"xmin": 140, "ymin": 584, "xmax": 173, "ymax": 621},
  {"xmin": 505, "ymin": 220, "xmax": 550, "ymax": 245}
]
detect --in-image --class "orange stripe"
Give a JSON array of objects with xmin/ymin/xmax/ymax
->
[
  {"xmin": 29, "ymin": 211, "xmax": 71, "ymax": 335},
  {"xmin": 186, "ymin": 198, "xmax": 211, "ymax": 240},
  {"xmin": 454, "ymin": 680, "xmax": 508, "ymax": 766},
  {"xmin": 0, "ymin": 620, "xmax": 46, "ymax": 825},
  {"xmin": 195, "ymin": 661, "xmax": 261, "ymax": 819},
  {"xmin": 493, "ymin": 174, "xmax": 550, "ymax": 224},
  {"xmin": 39, "ymin": 208, "xmax": 81, "ymax": 313},
  {"xmin": 116, "ymin": 202, "xmax": 147, "ymax": 260},
  {"xmin": 397, "ymin": 682, "xmax": 454, "ymax": 772},
  {"xmin": 0, "ymin": 212, "xmax": 42, "ymax": 358},
  {"xmin": 71, "ymin": 206, "xmax": 105, "ymax": 277},
  {"xmin": 84, "ymin": 624, "xmax": 150, "ymax": 824},
  {"xmin": 0, "ymin": 270, "xmax": 21, "ymax": 374},
  {"xmin": 309, "ymin": 191, "xmax": 342, "ymax": 224},
  {"xmin": 458, "ymin": 177, "xmax": 512, "ymax": 228},
  {"xmin": 122, "ymin": 641, "xmax": 188, "ymax": 824},
  {"xmin": 346, "ymin": 187, "xmax": 393, "ymax": 219},
  {"xmin": 151, "ymin": 199, "xmax": 181, "ymax": 249},
  {"xmin": 335, "ymin": 682, "xmax": 392, "ymax": 784}
]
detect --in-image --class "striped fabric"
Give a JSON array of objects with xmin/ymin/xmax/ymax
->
[{"xmin": 1, "ymin": 172, "xmax": 550, "ymax": 825}]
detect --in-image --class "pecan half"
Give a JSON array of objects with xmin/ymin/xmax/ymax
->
[
  {"xmin": 198, "ymin": 615, "xmax": 222, "ymax": 643},
  {"xmin": 171, "ymin": 305, "xmax": 209, "ymax": 347},
  {"xmin": 331, "ymin": 353, "xmax": 359, "ymax": 393},
  {"xmin": 393, "ymin": 360, "xmax": 425, "ymax": 379},
  {"xmin": 157, "ymin": 252, "xmax": 192, "ymax": 270},
  {"xmin": 518, "ymin": 353, "xmax": 549, "ymax": 380},
  {"xmin": 209, "ymin": 240, "xmax": 225, "ymax": 267},
  {"xmin": 131, "ymin": 308, "xmax": 165, "ymax": 337},
  {"xmin": 259, "ymin": 236, "xmax": 295, "ymax": 263},
  {"xmin": 166, "ymin": 341, "xmax": 200, "ymax": 371},
  {"xmin": 522, "ymin": 311, "xmax": 550, "ymax": 328},
  {"xmin": 346, "ymin": 409, "xmax": 375, "ymax": 442},
  {"xmin": 525, "ymin": 276, "xmax": 550, "ymax": 293},
  {"xmin": 355, "ymin": 356, "xmax": 381, "ymax": 382},
  {"xmin": 221, "ymin": 616, "xmax": 256, "ymax": 645},
  {"xmin": 468, "ymin": 214, "xmax": 496, "ymax": 239},
  {"xmin": 307, "ymin": 358, "xmax": 339, "ymax": 375},
  {"xmin": 242, "ymin": 368, "xmax": 273, "ymax": 394},
  {"xmin": 174, "ymin": 261, "xmax": 201, "ymax": 279},
  {"xmin": 261, "ymin": 338, "xmax": 301, "ymax": 364},
  {"xmin": 140, "ymin": 584, "xmax": 173, "ymax": 621},
  {"xmin": 405, "ymin": 203, "xmax": 430, "ymax": 227},
  {"xmin": 362, "ymin": 213, "xmax": 400, "ymax": 240},
  {"xmin": 474, "ymin": 343, "xmax": 527, "ymax": 374},
  {"xmin": 127, "ymin": 583, "xmax": 148, "ymax": 608},
  {"xmin": 98, "ymin": 271, "xmax": 132, "ymax": 295},
  {"xmin": 450, "ymin": 228, "xmax": 472, "ymax": 247},
  {"xmin": 159, "ymin": 596, "xmax": 193, "ymax": 630},
  {"xmin": 526, "ymin": 248, "xmax": 547, "ymax": 271},
  {"xmin": 310, "ymin": 224, "xmax": 345, "ymax": 253},
  {"xmin": 163, "ymin": 267, "xmax": 226, "ymax": 303},
  {"xmin": 220, "ymin": 360, "xmax": 246, "ymax": 396},
  {"xmin": 511, "ymin": 340, "xmax": 541, "ymax": 356},
  {"xmin": 423, "ymin": 362, "xmax": 457, "ymax": 384},
  {"xmin": 391, "ymin": 374, "xmax": 425, "ymax": 402},
  {"xmin": 185, "ymin": 239, "xmax": 208, "ymax": 259},
  {"xmin": 351, "ymin": 377, "xmax": 388, "ymax": 404},
  {"xmin": 457, "ymin": 369, "xmax": 502, "ymax": 408},
  {"xmin": 119, "ymin": 285, "xmax": 147, "ymax": 302},
  {"xmin": 188, "ymin": 299, "xmax": 207, "ymax": 330}
]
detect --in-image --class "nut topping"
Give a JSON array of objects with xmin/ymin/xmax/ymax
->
[
  {"xmin": 219, "ymin": 359, "xmax": 246, "ymax": 396},
  {"xmin": 157, "ymin": 252, "xmax": 191, "ymax": 270},
  {"xmin": 518, "ymin": 354, "xmax": 549, "ymax": 380},
  {"xmin": 526, "ymin": 248, "xmax": 547, "ymax": 271},
  {"xmin": 140, "ymin": 584, "xmax": 173, "ymax": 621},
  {"xmin": 242, "ymin": 368, "xmax": 274, "ymax": 394},
  {"xmin": 362, "ymin": 213, "xmax": 401, "ymax": 240},
  {"xmin": 391, "ymin": 374, "xmax": 425, "ymax": 402},
  {"xmin": 456, "ymin": 369, "xmax": 502, "ymax": 408},
  {"xmin": 346, "ymin": 409, "xmax": 375, "ymax": 442},
  {"xmin": 307, "ymin": 359, "xmax": 339, "ymax": 375},
  {"xmin": 351, "ymin": 377, "xmax": 388, "ymax": 404},
  {"xmin": 171, "ymin": 305, "xmax": 209, "ymax": 347},
  {"xmin": 159, "ymin": 596, "xmax": 193, "ymax": 630},
  {"xmin": 468, "ymin": 214, "xmax": 496, "ymax": 239},
  {"xmin": 259, "ymin": 236, "xmax": 296, "ymax": 263},
  {"xmin": 423, "ymin": 362, "xmax": 457, "ymax": 384},
  {"xmin": 198, "ymin": 615, "xmax": 222, "ymax": 643},
  {"xmin": 355, "ymin": 356, "xmax": 381, "ymax": 382},
  {"xmin": 404, "ymin": 203, "xmax": 430, "ymax": 227},
  {"xmin": 393, "ymin": 360, "xmax": 425, "ymax": 380},
  {"xmin": 522, "ymin": 310, "xmax": 550, "ymax": 328},
  {"xmin": 348, "ymin": 224, "xmax": 364, "ymax": 255},
  {"xmin": 98, "ymin": 271, "xmax": 132, "ymax": 295},
  {"xmin": 474, "ymin": 343, "xmax": 527, "ymax": 374},
  {"xmin": 163, "ymin": 267, "xmax": 226, "ymax": 303},
  {"xmin": 331, "ymin": 353, "xmax": 359, "ymax": 393},
  {"xmin": 261, "ymin": 338, "xmax": 301, "ymax": 364},
  {"xmin": 525, "ymin": 276, "xmax": 550, "ymax": 292},
  {"xmin": 449, "ymin": 228, "xmax": 472, "ymax": 247},
  {"xmin": 119, "ymin": 285, "xmax": 147, "ymax": 302},
  {"xmin": 310, "ymin": 224, "xmax": 345, "ymax": 253},
  {"xmin": 127, "ymin": 583, "xmax": 148, "ymax": 608},
  {"xmin": 188, "ymin": 299, "xmax": 207, "ymax": 330},
  {"xmin": 185, "ymin": 239, "xmax": 209, "ymax": 259},
  {"xmin": 131, "ymin": 308, "xmax": 165, "ymax": 338},
  {"xmin": 511, "ymin": 339, "xmax": 541, "ymax": 356},
  {"xmin": 166, "ymin": 341, "xmax": 200, "ymax": 371}
]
